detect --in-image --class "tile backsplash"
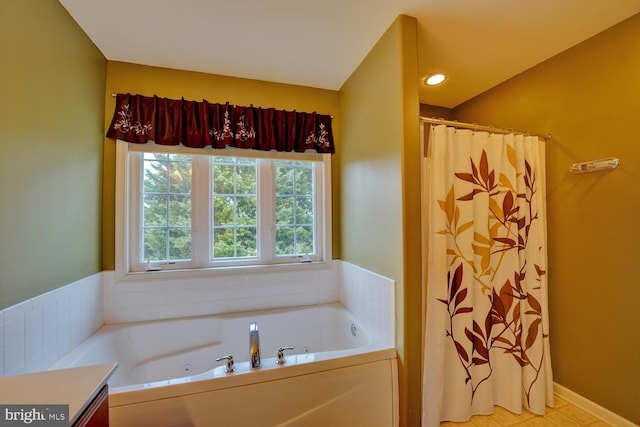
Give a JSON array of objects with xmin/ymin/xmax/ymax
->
[
  {"xmin": 103, "ymin": 263, "xmax": 339, "ymax": 323},
  {"xmin": 338, "ymin": 261, "xmax": 396, "ymax": 347},
  {"xmin": 0, "ymin": 272, "xmax": 103, "ymax": 376},
  {"xmin": 1, "ymin": 261, "xmax": 395, "ymax": 376}
]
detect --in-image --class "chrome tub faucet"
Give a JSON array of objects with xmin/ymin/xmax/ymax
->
[{"xmin": 249, "ymin": 322, "xmax": 261, "ymax": 368}]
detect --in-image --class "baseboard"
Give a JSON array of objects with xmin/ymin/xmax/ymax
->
[{"xmin": 554, "ymin": 383, "xmax": 638, "ymax": 427}]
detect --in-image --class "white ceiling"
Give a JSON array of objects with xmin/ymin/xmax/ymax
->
[{"xmin": 59, "ymin": 0, "xmax": 640, "ymax": 108}]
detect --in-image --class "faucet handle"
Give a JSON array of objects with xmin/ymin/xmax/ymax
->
[
  {"xmin": 216, "ymin": 354, "xmax": 235, "ymax": 373},
  {"xmin": 276, "ymin": 347, "xmax": 294, "ymax": 364}
]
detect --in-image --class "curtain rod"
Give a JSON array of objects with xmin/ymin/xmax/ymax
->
[{"xmin": 420, "ymin": 116, "xmax": 551, "ymax": 140}]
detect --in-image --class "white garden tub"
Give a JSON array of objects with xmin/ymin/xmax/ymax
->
[{"xmin": 51, "ymin": 303, "xmax": 398, "ymax": 426}]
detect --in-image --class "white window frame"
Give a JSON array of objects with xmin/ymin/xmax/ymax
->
[{"xmin": 114, "ymin": 140, "xmax": 332, "ymax": 280}]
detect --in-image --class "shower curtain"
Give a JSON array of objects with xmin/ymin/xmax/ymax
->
[{"xmin": 422, "ymin": 125, "xmax": 553, "ymax": 425}]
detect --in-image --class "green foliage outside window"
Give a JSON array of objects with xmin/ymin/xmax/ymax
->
[
  {"xmin": 275, "ymin": 160, "xmax": 314, "ymax": 256},
  {"xmin": 142, "ymin": 153, "xmax": 192, "ymax": 262},
  {"xmin": 212, "ymin": 157, "xmax": 258, "ymax": 259},
  {"xmin": 140, "ymin": 153, "xmax": 316, "ymax": 265}
]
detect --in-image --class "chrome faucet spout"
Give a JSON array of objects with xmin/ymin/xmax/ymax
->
[{"xmin": 249, "ymin": 322, "xmax": 261, "ymax": 368}]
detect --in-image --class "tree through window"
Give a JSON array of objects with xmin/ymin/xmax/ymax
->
[{"xmin": 131, "ymin": 149, "xmax": 325, "ymax": 271}]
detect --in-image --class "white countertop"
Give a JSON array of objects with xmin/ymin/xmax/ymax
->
[{"xmin": 0, "ymin": 363, "xmax": 118, "ymax": 424}]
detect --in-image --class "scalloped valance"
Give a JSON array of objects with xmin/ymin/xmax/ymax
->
[{"xmin": 106, "ymin": 93, "xmax": 334, "ymax": 154}]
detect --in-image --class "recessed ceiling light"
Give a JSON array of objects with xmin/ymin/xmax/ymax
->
[{"xmin": 424, "ymin": 73, "xmax": 446, "ymax": 86}]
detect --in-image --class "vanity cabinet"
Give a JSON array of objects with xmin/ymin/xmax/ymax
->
[
  {"xmin": 0, "ymin": 363, "xmax": 117, "ymax": 427},
  {"xmin": 73, "ymin": 384, "xmax": 109, "ymax": 427}
]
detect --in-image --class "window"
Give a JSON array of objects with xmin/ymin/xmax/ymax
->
[
  {"xmin": 140, "ymin": 153, "xmax": 193, "ymax": 263},
  {"xmin": 212, "ymin": 157, "xmax": 258, "ymax": 259},
  {"xmin": 274, "ymin": 160, "xmax": 315, "ymax": 256},
  {"xmin": 126, "ymin": 145, "xmax": 329, "ymax": 272}
]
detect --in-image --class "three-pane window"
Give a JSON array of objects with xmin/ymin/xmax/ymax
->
[{"xmin": 130, "ymin": 149, "xmax": 324, "ymax": 271}]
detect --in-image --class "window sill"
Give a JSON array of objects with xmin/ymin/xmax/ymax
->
[{"xmin": 119, "ymin": 260, "xmax": 334, "ymax": 284}]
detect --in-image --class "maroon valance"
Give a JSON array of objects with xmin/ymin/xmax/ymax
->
[{"xmin": 106, "ymin": 93, "xmax": 334, "ymax": 154}]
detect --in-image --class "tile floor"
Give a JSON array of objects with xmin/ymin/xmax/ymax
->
[{"xmin": 440, "ymin": 396, "xmax": 610, "ymax": 426}]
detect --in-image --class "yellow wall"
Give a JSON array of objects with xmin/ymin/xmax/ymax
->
[
  {"xmin": 0, "ymin": 0, "xmax": 106, "ymax": 309},
  {"xmin": 103, "ymin": 62, "xmax": 340, "ymax": 269},
  {"xmin": 453, "ymin": 12, "xmax": 640, "ymax": 424},
  {"xmin": 338, "ymin": 15, "xmax": 421, "ymax": 427}
]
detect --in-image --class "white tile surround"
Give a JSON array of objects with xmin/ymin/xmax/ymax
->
[
  {"xmin": 0, "ymin": 260, "xmax": 395, "ymax": 377},
  {"xmin": 0, "ymin": 273, "xmax": 103, "ymax": 377},
  {"xmin": 103, "ymin": 263, "xmax": 339, "ymax": 323},
  {"xmin": 338, "ymin": 261, "xmax": 395, "ymax": 347}
]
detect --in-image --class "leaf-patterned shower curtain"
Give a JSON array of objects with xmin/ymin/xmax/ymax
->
[{"xmin": 422, "ymin": 125, "xmax": 554, "ymax": 425}]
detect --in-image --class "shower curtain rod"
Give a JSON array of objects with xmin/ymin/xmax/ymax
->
[{"xmin": 420, "ymin": 116, "xmax": 551, "ymax": 140}]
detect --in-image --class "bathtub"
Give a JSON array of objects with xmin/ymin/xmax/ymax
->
[{"xmin": 51, "ymin": 303, "xmax": 398, "ymax": 426}]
